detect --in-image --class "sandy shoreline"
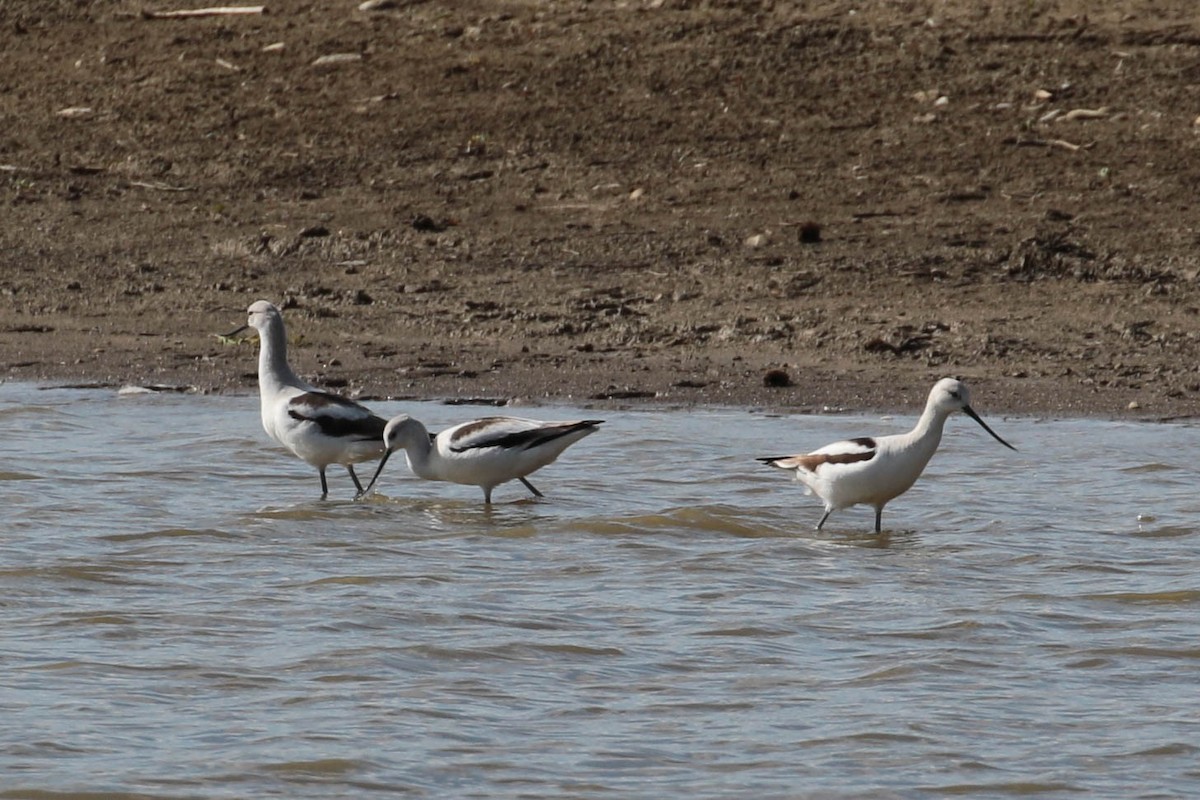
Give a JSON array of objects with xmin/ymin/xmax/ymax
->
[
  {"xmin": 4, "ymin": 2, "xmax": 1199, "ymax": 422},
  {"xmin": 10, "ymin": 339, "xmax": 1191, "ymax": 422}
]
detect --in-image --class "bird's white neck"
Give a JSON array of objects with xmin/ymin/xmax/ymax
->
[
  {"xmin": 899, "ymin": 399, "xmax": 951, "ymax": 460},
  {"xmin": 397, "ymin": 422, "xmax": 438, "ymax": 479},
  {"xmin": 257, "ymin": 317, "xmax": 304, "ymax": 396}
]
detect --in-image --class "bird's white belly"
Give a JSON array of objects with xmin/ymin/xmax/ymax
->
[
  {"xmin": 294, "ymin": 427, "xmax": 381, "ymax": 468},
  {"xmin": 419, "ymin": 446, "xmax": 556, "ymax": 488},
  {"xmin": 809, "ymin": 449, "xmax": 931, "ymax": 510}
]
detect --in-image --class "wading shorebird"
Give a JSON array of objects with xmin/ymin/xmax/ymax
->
[
  {"xmin": 225, "ymin": 300, "xmax": 387, "ymax": 499},
  {"xmin": 758, "ymin": 378, "xmax": 1016, "ymax": 533},
  {"xmin": 360, "ymin": 414, "xmax": 603, "ymax": 503}
]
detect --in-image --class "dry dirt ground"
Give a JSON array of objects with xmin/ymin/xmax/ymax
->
[{"xmin": 3, "ymin": 0, "xmax": 1200, "ymax": 418}]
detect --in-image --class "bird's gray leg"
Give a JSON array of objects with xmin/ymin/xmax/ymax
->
[
  {"xmin": 319, "ymin": 468, "xmax": 329, "ymax": 500},
  {"xmin": 483, "ymin": 486, "xmax": 493, "ymax": 504},
  {"xmin": 874, "ymin": 507, "xmax": 883, "ymax": 534},
  {"xmin": 816, "ymin": 509, "xmax": 832, "ymax": 530},
  {"xmin": 519, "ymin": 477, "xmax": 544, "ymax": 498},
  {"xmin": 346, "ymin": 464, "xmax": 364, "ymax": 494}
]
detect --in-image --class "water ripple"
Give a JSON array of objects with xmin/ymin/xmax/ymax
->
[{"xmin": 1, "ymin": 385, "xmax": 1199, "ymax": 797}]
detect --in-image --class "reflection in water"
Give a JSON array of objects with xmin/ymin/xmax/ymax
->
[{"xmin": 1, "ymin": 383, "xmax": 1199, "ymax": 797}]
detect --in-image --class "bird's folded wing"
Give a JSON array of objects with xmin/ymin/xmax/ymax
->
[
  {"xmin": 448, "ymin": 417, "xmax": 598, "ymax": 452},
  {"xmin": 287, "ymin": 391, "xmax": 386, "ymax": 440}
]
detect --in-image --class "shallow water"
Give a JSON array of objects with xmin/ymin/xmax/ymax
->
[{"xmin": 2, "ymin": 381, "xmax": 1199, "ymax": 798}]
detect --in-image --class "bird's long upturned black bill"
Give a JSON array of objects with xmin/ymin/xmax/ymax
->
[
  {"xmin": 358, "ymin": 450, "xmax": 394, "ymax": 498},
  {"xmin": 963, "ymin": 405, "xmax": 1017, "ymax": 450},
  {"xmin": 222, "ymin": 323, "xmax": 250, "ymax": 339}
]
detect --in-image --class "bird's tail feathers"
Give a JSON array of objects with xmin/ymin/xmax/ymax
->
[{"xmin": 757, "ymin": 455, "xmax": 803, "ymax": 470}]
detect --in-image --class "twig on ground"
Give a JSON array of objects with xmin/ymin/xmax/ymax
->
[
  {"xmin": 1008, "ymin": 136, "xmax": 1095, "ymax": 152},
  {"xmin": 130, "ymin": 180, "xmax": 193, "ymax": 192},
  {"xmin": 142, "ymin": 6, "xmax": 265, "ymax": 19}
]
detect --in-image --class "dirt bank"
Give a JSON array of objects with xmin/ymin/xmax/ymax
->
[{"xmin": 3, "ymin": 1, "xmax": 1200, "ymax": 418}]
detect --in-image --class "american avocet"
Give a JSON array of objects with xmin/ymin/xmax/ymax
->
[
  {"xmin": 225, "ymin": 300, "xmax": 387, "ymax": 499},
  {"xmin": 359, "ymin": 415, "xmax": 602, "ymax": 503},
  {"xmin": 758, "ymin": 378, "xmax": 1015, "ymax": 533}
]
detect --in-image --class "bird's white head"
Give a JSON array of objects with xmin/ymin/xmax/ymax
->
[
  {"xmin": 929, "ymin": 377, "xmax": 1016, "ymax": 450},
  {"xmin": 929, "ymin": 377, "xmax": 972, "ymax": 414},
  {"xmin": 222, "ymin": 299, "xmax": 283, "ymax": 341},
  {"xmin": 382, "ymin": 415, "xmax": 421, "ymax": 452},
  {"xmin": 361, "ymin": 415, "xmax": 428, "ymax": 498},
  {"xmin": 245, "ymin": 300, "xmax": 282, "ymax": 334}
]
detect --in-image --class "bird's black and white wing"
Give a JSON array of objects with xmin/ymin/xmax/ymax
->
[
  {"xmin": 758, "ymin": 436, "xmax": 877, "ymax": 473},
  {"xmin": 286, "ymin": 391, "xmax": 387, "ymax": 442},
  {"xmin": 446, "ymin": 417, "xmax": 603, "ymax": 453}
]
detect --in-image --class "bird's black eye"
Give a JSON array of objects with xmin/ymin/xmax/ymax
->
[{"xmin": 949, "ymin": 390, "xmax": 960, "ymax": 399}]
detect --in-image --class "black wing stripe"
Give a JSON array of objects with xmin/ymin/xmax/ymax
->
[
  {"xmin": 285, "ymin": 398, "xmax": 384, "ymax": 441},
  {"xmin": 450, "ymin": 420, "xmax": 601, "ymax": 453}
]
